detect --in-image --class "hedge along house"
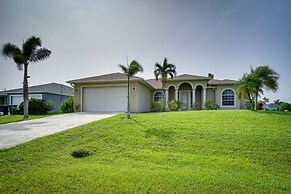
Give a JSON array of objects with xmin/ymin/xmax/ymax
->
[
  {"xmin": 0, "ymin": 83, "xmax": 74, "ymax": 113},
  {"xmin": 67, "ymin": 72, "xmax": 245, "ymax": 113}
]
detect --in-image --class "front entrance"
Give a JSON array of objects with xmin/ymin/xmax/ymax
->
[{"xmin": 181, "ymin": 92, "xmax": 189, "ymax": 110}]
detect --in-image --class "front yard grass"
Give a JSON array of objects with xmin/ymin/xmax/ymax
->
[
  {"xmin": 0, "ymin": 113, "xmax": 62, "ymax": 124},
  {"xmin": 0, "ymin": 110, "xmax": 290, "ymax": 193}
]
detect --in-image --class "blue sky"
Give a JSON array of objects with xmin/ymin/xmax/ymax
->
[{"xmin": 1, "ymin": 0, "xmax": 291, "ymax": 102}]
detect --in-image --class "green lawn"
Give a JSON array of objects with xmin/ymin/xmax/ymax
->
[
  {"xmin": 0, "ymin": 113, "xmax": 61, "ymax": 124},
  {"xmin": 0, "ymin": 110, "xmax": 290, "ymax": 193}
]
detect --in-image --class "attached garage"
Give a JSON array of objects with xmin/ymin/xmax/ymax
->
[{"xmin": 82, "ymin": 87, "xmax": 127, "ymax": 112}]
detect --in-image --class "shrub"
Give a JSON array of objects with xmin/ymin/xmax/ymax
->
[
  {"xmin": 151, "ymin": 100, "xmax": 164, "ymax": 112},
  {"xmin": 168, "ymin": 100, "xmax": 182, "ymax": 111},
  {"xmin": 204, "ymin": 100, "xmax": 220, "ymax": 110},
  {"xmin": 257, "ymin": 102, "xmax": 264, "ymax": 110},
  {"xmin": 71, "ymin": 150, "xmax": 91, "ymax": 158},
  {"xmin": 192, "ymin": 102, "xmax": 200, "ymax": 110},
  {"xmin": 279, "ymin": 103, "xmax": 291, "ymax": 112},
  {"xmin": 74, "ymin": 103, "xmax": 80, "ymax": 112},
  {"xmin": 17, "ymin": 98, "xmax": 53, "ymax": 115},
  {"xmin": 60, "ymin": 97, "xmax": 74, "ymax": 113}
]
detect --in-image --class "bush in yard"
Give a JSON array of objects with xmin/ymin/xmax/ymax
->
[
  {"xmin": 151, "ymin": 100, "xmax": 164, "ymax": 112},
  {"xmin": 279, "ymin": 103, "xmax": 291, "ymax": 112},
  {"xmin": 192, "ymin": 102, "xmax": 200, "ymax": 110},
  {"xmin": 204, "ymin": 100, "xmax": 220, "ymax": 110},
  {"xmin": 168, "ymin": 100, "xmax": 182, "ymax": 111},
  {"xmin": 60, "ymin": 97, "xmax": 74, "ymax": 113},
  {"xmin": 18, "ymin": 98, "xmax": 53, "ymax": 115},
  {"xmin": 71, "ymin": 149, "xmax": 91, "ymax": 158}
]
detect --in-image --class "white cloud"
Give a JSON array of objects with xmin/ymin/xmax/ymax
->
[{"xmin": 72, "ymin": 10, "xmax": 83, "ymax": 19}]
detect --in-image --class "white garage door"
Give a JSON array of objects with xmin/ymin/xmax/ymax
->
[{"xmin": 82, "ymin": 87, "xmax": 127, "ymax": 112}]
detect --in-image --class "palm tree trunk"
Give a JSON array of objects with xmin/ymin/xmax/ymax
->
[
  {"xmin": 162, "ymin": 82, "xmax": 166, "ymax": 111},
  {"xmin": 127, "ymin": 76, "xmax": 130, "ymax": 119},
  {"xmin": 23, "ymin": 63, "xmax": 29, "ymax": 118},
  {"xmin": 254, "ymin": 93, "xmax": 258, "ymax": 111}
]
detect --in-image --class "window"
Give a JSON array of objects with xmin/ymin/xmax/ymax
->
[
  {"xmin": 222, "ymin": 89, "xmax": 235, "ymax": 106},
  {"xmin": 154, "ymin": 92, "xmax": 164, "ymax": 101}
]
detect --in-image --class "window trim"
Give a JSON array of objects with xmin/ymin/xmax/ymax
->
[
  {"xmin": 153, "ymin": 91, "xmax": 164, "ymax": 101},
  {"xmin": 221, "ymin": 88, "xmax": 236, "ymax": 107}
]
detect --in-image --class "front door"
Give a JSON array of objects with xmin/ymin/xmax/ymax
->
[{"xmin": 181, "ymin": 92, "xmax": 188, "ymax": 110}]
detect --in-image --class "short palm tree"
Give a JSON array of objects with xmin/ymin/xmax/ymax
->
[
  {"xmin": 2, "ymin": 36, "xmax": 51, "ymax": 118},
  {"xmin": 154, "ymin": 58, "xmax": 177, "ymax": 110},
  {"xmin": 119, "ymin": 60, "xmax": 143, "ymax": 119}
]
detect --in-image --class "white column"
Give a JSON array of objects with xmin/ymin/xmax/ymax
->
[
  {"xmin": 202, "ymin": 87, "xmax": 207, "ymax": 109},
  {"xmin": 192, "ymin": 89, "xmax": 196, "ymax": 105},
  {"xmin": 175, "ymin": 89, "xmax": 178, "ymax": 100},
  {"xmin": 165, "ymin": 89, "xmax": 169, "ymax": 108}
]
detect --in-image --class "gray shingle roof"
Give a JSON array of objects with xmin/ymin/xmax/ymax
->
[
  {"xmin": 0, "ymin": 83, "xmax": 74, "ymax": 96},
  {"xmin": 207, "ymin": 79, "xmax": 238, "ymax": 85},
  {"xmin": 172, "ymin": 74, "xmax": 210, "ymax": 80},
  {"xmin": 146, "ymin": 79, "xmax": 163, "ymax": 90}
]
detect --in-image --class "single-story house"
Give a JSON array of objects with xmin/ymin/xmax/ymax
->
[
  {"xmin": 0, "ymin": 83, "xmax": 74, "ymax": 113},
  {"xmin": 67, "ymin": 72, "xmax": 245, "ymax": 113},
  {"xmin": 265, "ymin": 103, "xmax": 280, "ymax": 111}
]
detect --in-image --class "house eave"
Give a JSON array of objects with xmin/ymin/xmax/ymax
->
[{"xmin": 67, "ymin": 78, "xmax": 155, "ymax": 90}]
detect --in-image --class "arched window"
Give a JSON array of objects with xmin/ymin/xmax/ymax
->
[
  {"xmin": 222, "ymin": 89, "xmax": 235, "ymax": 106},
  {"xmin": 154, "ymin": 91, "xmax": 164, "ymax": 101}
]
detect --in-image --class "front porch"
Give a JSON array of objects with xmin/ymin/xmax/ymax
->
[{"xmin": 166, "ymin": 82, "xmax": 207, "ymax": 110}]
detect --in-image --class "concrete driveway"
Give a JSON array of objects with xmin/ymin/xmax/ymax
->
[{"xmin": 0, "ymin": 112, "xmax": 116, "ymax": 149}]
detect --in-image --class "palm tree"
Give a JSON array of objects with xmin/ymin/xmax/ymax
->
[
  {"xmin": 237, "ymin": 73, "xmax": 257, "ymax": 110},
  {"xmin": 154, "ymin": 58, "xmax": 177, "ymax": 110},
  {"xmin": 252, "ymin": 66, "xmax": 279, "ymax": 110},
  {"xmin": 274, "ymin": 99, "xmax": 281, "ymax": 105},
  {"xmin": 119, "ymin": 60, "xmax": 143, "ymax": 119},
  {"xmin": 237, "ymin": 66, "xmax": 279, "ymax": 111},
  {"xmin": 2, "ymin": 36, "xmax": 51, "ymax": 118},
  {"xmin": 262, "ymin": 97, "xmax": 269, "ymax": 104}
]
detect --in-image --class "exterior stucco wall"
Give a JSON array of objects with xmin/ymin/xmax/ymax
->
[
  {"xmin": 165, "ymin": 80, "xmax": 208, "ymax": 90},
  {"xmin": 206, "ymin": 88, "xmax": 215, "ymax": 102},
  {"xmin": 42, "ymin": 93, "xmax": 71, "ymax": 112},
  {"xmin": 129, "ymin": 80, "xmax": 139, "ymax": 113},
  {"xmin": 137, "ymin": 82, "xmax": 152, "ymax": 112},
  {"xmin": 216, "ymin": 85, "xmax": 241, "ymax": 109}
]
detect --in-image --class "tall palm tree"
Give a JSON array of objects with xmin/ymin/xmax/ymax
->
[
  {"xmin": 154, "ymin": 58, "xmax": 177, "ymax": 110},
  {"xmin": 119, "ymin": 60, "xmax": 143, "ymax": 119},
  {"xmin": 2, "ymin": 36, "xmax": 51, "ymax": 118},
  {"xmin": 237, "ymin": 66, "xmax": 279, "ymax": 111}
]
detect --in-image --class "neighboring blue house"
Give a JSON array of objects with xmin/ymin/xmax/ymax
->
[
  {"xmin": 0, "ymin": 83, "xmax": 73, "ymax": 113},
  {"xmin": 265, "ymin": 103, "xmax": 281, "ymax": 111}
]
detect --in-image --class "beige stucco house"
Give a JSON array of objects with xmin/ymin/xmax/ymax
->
[{"xmin": 67, "ymin": 72, "xmax": 245, "ymax": 112}]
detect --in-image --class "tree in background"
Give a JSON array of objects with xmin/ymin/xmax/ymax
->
[
  {"xmin": 262, "ymin": 97, "xmax": 269, "ymax": 104},
  {"xmin": 1, "ymin": 36, "xmax": 51, "ymax": 118},
  {"xmin": 154, "ymin": 58, "xmax": 177, "ymax": 110},
  {"xmin": 119, "ymin": 60, "xmax": 143, "ymax": 119},
  {"xmin": 237, "ymin": 66, "xmax": 279, "ymax": 111}
]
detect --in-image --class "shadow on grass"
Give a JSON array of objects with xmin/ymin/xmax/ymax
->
[{"xmin": 132, "ymin": 119, "xmax": 175, "ymax": 140}]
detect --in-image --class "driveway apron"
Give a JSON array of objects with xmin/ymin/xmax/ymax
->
[{"xmin": 0, "ymin": 112, "xmax": 116, "ymax": 149}]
